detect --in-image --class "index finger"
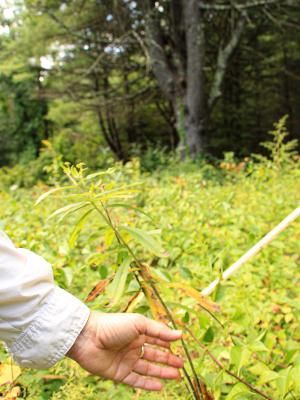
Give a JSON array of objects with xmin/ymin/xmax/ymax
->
[{"xmin": 137, "ymin": 316, "xmax": 182, "ymax": 342}]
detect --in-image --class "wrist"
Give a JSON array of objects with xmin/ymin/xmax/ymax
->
[{"xmin": 67, "ymin": 311, "xmax": 94, "ymax": 361}]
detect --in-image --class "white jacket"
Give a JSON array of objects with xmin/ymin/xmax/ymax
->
[{"xmin": 0, "ymin": 230, "xmax": 90, "ymax": 369}]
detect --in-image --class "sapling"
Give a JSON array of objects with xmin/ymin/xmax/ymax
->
[
  {"xmin": 37, "ymin": 163, "xmax": 275, "ymax": 400},
  {"xmin": 36, "ymin": 162, "xmax": 219, "ymax": 399}
]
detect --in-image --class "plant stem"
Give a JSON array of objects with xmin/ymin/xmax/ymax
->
[
  {"xmin": 134, "ymin": 273, "xmax": 200, "ymax": 400},
  {"xmin": 185, "ymin": 326, "xmax": 273, "ymax": 400},
  {"xmin": 149, "ymin": 280, "xmax": 203, "ymax": 399},
  {"xmin": 90, "ymin": 199, "xmax": 202, "ymax": 400}
]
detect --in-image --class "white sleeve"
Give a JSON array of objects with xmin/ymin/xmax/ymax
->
[{"xmin": 0, "ymin": 230, "xmax": 90, "ymax": 369}]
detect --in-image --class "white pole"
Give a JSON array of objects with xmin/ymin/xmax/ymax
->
[{"xmin": 201, "ymin": 205, "xmax": 300, "ymax": 297}]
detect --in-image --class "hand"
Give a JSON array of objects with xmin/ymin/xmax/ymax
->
[{"xmin": 67, "ymin": 312, "xmax": 183, "ymax": 391}]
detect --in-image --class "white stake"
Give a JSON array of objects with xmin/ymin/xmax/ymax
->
[{"xmin": 201, "ymin": 205, "xmax": 300, "ymax": 297}]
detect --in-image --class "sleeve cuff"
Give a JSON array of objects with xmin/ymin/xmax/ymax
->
[{"xmin": 6, "ymin": 286, "xmax": 90, "ymax": 369}]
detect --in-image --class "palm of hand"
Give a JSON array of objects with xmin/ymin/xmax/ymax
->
[{"xmin": 68, "ymin": 312, "xmax": 183, "ymax": 391}]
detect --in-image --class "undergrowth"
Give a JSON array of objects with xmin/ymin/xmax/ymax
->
[{"xmin": 0, "ymin": 117, "xmax": 299, "ymax": 399}]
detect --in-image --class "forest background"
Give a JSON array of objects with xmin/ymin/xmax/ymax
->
[
  {"xmin": 0, "ymin": 0, "xmax": 299, "ymax": 171},
  {"xmin": 0, "ymin": 1, "xmax": 300, "ymax": 400}
]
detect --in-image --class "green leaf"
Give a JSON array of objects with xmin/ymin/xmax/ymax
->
[
  {"xmin": 54, "ymin": 267, "xmax": 73, "ymax": 288},
  {"xmin": 203, "ymin": 326, "xmax": 214, "ymax": 343},
  {"xmin": 121, "ymin": 226, "xmax": 164, "ymax": 256},
  {"xmin": 179, "ymin": 265, "xmax": 193, "ymax": 280},
  {"xmin": 153, "ymin": 268, "xmax": 171, "ymax": 282},
  {"xmin": 276, "ymin": 366, "xmax": 293, "ymax": 399},
  {"xmin": 99, "ymin": 265, "xmax": 109, "ymax": 279},
  {"xmin": 104, "ymin": 227, "xmax": 115, "ymax": 247},
  {"xmin": 86, "ymin": 251, "xmax": 113, "ymax": 266},
  {"xmin": 35, "ymin": 186, "xmax": 75, "ymax": 205},
  {"xmin": 108, "ymin": 256, "xmax": 131, "ymax": 306},
  {"xmin": 96, "ymin": 188, "xmax": 139, "ymax": 202},
  {"xmin": 248, "ymin": 362, "xmax": 279, "ymax": 385},
  {"xmin": 225, "ymin": 383, "xmax": 251, "ymax": 400},
  {"xmin": 214, "ymin": 284, "xmax": 227, "ymax": 302},
  {"xmin": 48, "ymin": 202, "xmax": 90, "ymax": 220},
  {"xmin": 182, "ymin": 311, "xmax": 190, "ymax": 323},
  {"xmin": 258, "ymin": 369, "xmax": 279, "ymax": 386},
  {"xmin": 230, "ymin": 346, "xmax": 251, "ymax": 374},
  {"xmin": 86, "ymin": 168, "xmax": 116, "ymax": 180},
  {"xmin": 107, "ymin": 203, "xmax": 152, "ymax": 219},
  {"xmin": 249, "ymin": 340, "xmax": 269, "ymax": 353},
  {"xmin": 291, "ymin": 365, "xmax": 300, "ymax": 391},
  {"xmin": 62, "ymin": 267, "xmax": 73, "ymax": 287},
  {"xmin": 69, "ymin": 208, "xmax": 94, "ymax": 247}
]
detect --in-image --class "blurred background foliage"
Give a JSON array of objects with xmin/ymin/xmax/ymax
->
[{"xmin": 0, "ymin": 0, "xmax": 299, "ymax": 171}]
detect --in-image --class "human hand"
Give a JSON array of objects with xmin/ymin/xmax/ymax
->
[{"xmin": 67, "ymin": 312, "xmax": 183, "ymax": 391}]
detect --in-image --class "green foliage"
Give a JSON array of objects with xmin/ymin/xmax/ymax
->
[
  {"xmin": 0, "ymin": 145, "xmax": 299, "ymax": 398},
  {"xmin": 0, "ymin": 72, "xmax": 49, "ymax": 166},
  {"xmin": 0, "ymin": 140, "xmax": 65, "ymax": 188},
  {"xmin": 1, "ymin": 0, "xmax": 299, "ymax": 166},
  {"xmin": 260, "ymin": 115, "xmax": 298, "ymax": 168}
]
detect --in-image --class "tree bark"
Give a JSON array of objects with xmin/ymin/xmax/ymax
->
[
  {"xmin": 183, "ymin": 0, "xmax": 205, "ymax": 157},
  {"xmin": 140, "ymin": 1, "xmax": 254, "ymax": 158},
  {"xmin": 143, "ymin": 2, "xmax": 176, "ymax": 101},
  {"xmin": 209, "ymin": 15, "xmax": 246, "ymax": 110}
]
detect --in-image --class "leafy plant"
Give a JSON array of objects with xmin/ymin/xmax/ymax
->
[
  {"xmin": 260, "ymin": 115, "xmax": 298, "ymax": 168},
  {"xmin": 35, "ymin": 160, "xmax": 300, "ymax": 400},
  {"xmin": 36, "ymin": 162, "xmax": 223, "ymax": 399},
  {"xmin": 1, "ymin": 150, "xmax": 299, "ymax": 399}
]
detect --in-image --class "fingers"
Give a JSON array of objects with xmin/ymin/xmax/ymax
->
[
  {"xmin": 145, "ymin": 336, "xmax": 171, "ymax": 349},
  {"xmin": 133, "ymin": 359, "xmax": 180, "ymax": 380},
  {"xmin": 122, "ymin": 372, "xmax": 163, "ymax": 391},
  {"xmin": 143, "ymin": 346, "xmax": 183, "ymax": 368},
  {"xmin": 122, "ymin": 347, "xmax": 183, "ymax": 391},
  {"xmin": 136, "ymin": 316, "xmax": 182, "ymax": 342}
]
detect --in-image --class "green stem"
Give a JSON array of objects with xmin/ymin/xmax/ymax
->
[
  {"xmin": 134, "ymin": 273, "xmax": 199, "ymax": 400},
  {"xmin": 149, "ymin": 281, "xmax": 203, "ymax": 399},
  {"xmin": 90, "ymin": 199, "xmax": 202, "ymax": 399},
  {"xmin": 185, "ymin": 326, "xmax": 272, "ymax": 400}
]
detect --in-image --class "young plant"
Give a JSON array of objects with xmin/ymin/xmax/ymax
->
[
  {"xmin": 36, "ymin": 163, "xmax": 277, "ymax": 400},
  {"xmin": 260, "ymin": 115, "xmax": 298, "ymax": 168},
  {"xmin": 36, "ymin": 162, "xmax": 219, "ymax": 399}
]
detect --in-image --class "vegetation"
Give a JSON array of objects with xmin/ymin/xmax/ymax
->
[
  {"xmin": 0, "ymin": 0, "xmax": 299, "ymax": 164},
  {"xmin": 0, "ymin": 0, "xmax": 299, "ymax": 398},
  {"xmin": 0, "ymin": 123, "xmax": 300, "ymax": 399}
]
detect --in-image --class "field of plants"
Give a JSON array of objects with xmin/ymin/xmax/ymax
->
[{"xmin": 0, "ymin": 127, "xmax": 300, "ymax": 400}]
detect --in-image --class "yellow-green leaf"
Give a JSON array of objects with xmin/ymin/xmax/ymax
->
[
  {"xmin": 86, "ymin": 168, "xmax": 116, "ymax": 180},
  {"xmin": 108, "ymin": 257, "xmax": 131, "ymax": 306},
  {"xmin": 121, "ymin": 226, "xmax": 164, "ymax": 256},
  {"xmin": 48, "ymin": 202, "xmax": 90, "ymax": 220},
  {"xmin": 35, "ymin": 186, "xmax": 75, "ymax": 205},
  {"xmin": 0, "ymin": 359, "xmax": 21, "ymax": 386},
  {"xmin": 69, "ymin": 209, "xmax": 94, "ymax": 247}
]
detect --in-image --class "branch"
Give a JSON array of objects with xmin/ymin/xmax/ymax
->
[
  {"xmin": 143, "ymin": 5, "xmax": 177, "ymax": 100},
  {"xmin": 208, "ymin": 15, "xmax": 246, "ymax": 110},
  {"xmin": 200, "ymin": 0, "xmax": 295, "ymax": 11},
  {"xmin": 131, "ymin": 30, "xmax": 151, "ymax": 73},
  {"xmin": 44, "ymin": 9, "xmax": 86, "ymax": 41},
  {"xmin": 185, "ymin": 327, "xmax": 273, "ymax": 400}
]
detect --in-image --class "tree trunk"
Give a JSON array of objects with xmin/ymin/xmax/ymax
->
[
  {"xmin": 208, "ymin": 16, "xmax": 245, "ymax": 111},
  {"xmin": 183, "ymin": 0, "xmax": 205, "ymax": 157},
  {"xmin": 142, "ymin": 0, "xmax": 247, "ymax": 158}
]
